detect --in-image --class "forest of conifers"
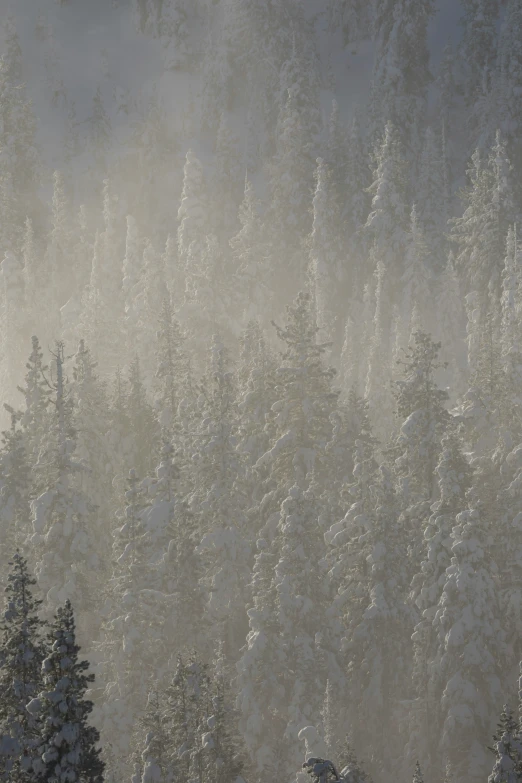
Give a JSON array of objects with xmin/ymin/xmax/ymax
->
[{"xmin": 1, "ymin": 1, "xmax": 522, "ymax": 781}]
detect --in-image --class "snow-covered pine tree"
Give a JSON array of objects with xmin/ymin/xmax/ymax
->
[
  {"xmin": 236, "ymin": 544, "xmax": 286, "ymax": 780},
  {"xmin": 44, "ymin": 170, "xmax": 73, "ymax": 316},
  {"xmin": 369, "ymin": 0, "xmax": 434, "ymax": 159},
  {"xmin": 154, "ymin": 297, "xmax": 191, "ymax": 435},
  {"xmin": 0, "ymin": 407, "xmax": 31, "ymax": 565},
  {"xmin": 163, "ymin": 653, "xmax": 210, "ymax": 782},
  {"xmin": 160, "ymin": 0, "xmax": 194, "ymax": 71},
  {"xmin": 435, "ymin": 255, "xmax": 466, "ymax": 402},
  {"xmin": 309, "ymin": 157, "xmax": 344, "ymax": 352},
  {"xmin": 322, "ymin": 401, "xmax": 380, "ymax": 719},
  {"xmin": 71, "ymin": 339, "xmax": 114, "ymax": 516},
  {"xmin": 122, "ymin": 214, "xmax": 143, "ymax": 356},
  {"xmin": 392, "ymin": 331, "xmax": 450, "ymax": 505},
  {"xmin": 272, "ymin": 478, "xmax": 330, "ymax": 773},
  {"xmin": 459, "ymin": 0, "xmax": 500, "ymax": 109},
  {"xmin": 408, "ymin": 431, "xmax": 472, "ymax": 781},
  {"xmin": 364, "ymin": 122, "xmax": 410, "ymax": 285},
  {"xmin": 430, "ymin": 489, "xmax": 506, "ymax": 783},
  {"xmin": 126, "ymin": 355, "xmax": 160, "ymax": 478},
  {"xmin": 0, "ymin": 20, "xmax": 41, "ymax": 253},
  {"xmin": 96, "ymin": 467, "xmax": 148, "ymax": 779},
  {"xmin": 365, "ymin": 258, "xmax": 395, "ymax": 440},
  {"xmin": 328, "ymin": 0, "xmax": 373, "ymax": 49},
  {"xmin": 191, "ymin": 336, "xmax": 249, "ymax": 657},
  {"xmin": 487, "ymin": 704, "xmax": 522, "ymax": 783},
  {"xmin": 451, "ymin": 133, "xmax": 516, "ymax": 309},
  {"xmin": 1, "ymin": 251, "xmax": 25, "ymax": 397},
  {"xmin": 412, "ymin": 760, "xmax": 424, "ymax": 783},
  {"xmin": 177, "ymin": 149, "xmax": 208, "ymax": 277},
  {"xmin": 401, "ymin": 206, "xmax": 433, "ymax": 340},
  {"xmin": 81, "ymin": 185, "xmax": 125, "ymax": 379},
  {"xmin": 31, "ymin": 600, "xmax": 104, "ymax": 783},
  {"xmin": 500, "ymin": 225, "xmax": 522, "ymax": 439},
  {"xmin": 17, "ymin": 337, "xmax": 51, "ymax": 490},
  {"xmin": 29, "ymin": 342, "xmax": 100, "ymax": 626},
  {"xmin": 0, "ymin": 553, "xmax": 44, "ymax": 782},
  {"xmin": 336, "ymin": 738, "xmax": 372, "ymax": 783},
  {"xmin": 200, "ymin": 644, "xmax": 246, "ymax": 783},
  {"xmin": 230, "ymin": 178, "xmax": 271, "ymax": 327},
  {"xmin": 21, "ymin": 218, "xmax": 39, "ymax": 328},
  {"xmin": 497, "ymin": 0, "xmax": 522, "ymax": 206},
  {"xmin": 236, "ymin": 322, "xmax": 278, "ymax": 520},
  {"xmin": 340, "ymin": 465, "xmax": 416, "ymax": 780},
  {"xmin": 133, "ymin": 690, "xmax": 174, "ymax": 783},
  {"xmin": 267, "ymin": 85, "xmax": 316, "ymax": 312}
]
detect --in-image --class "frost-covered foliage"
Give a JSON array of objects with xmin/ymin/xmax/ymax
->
[
  {"xmin": 31, "ymin": 600, "xmax": 104, "ymax": 782},
  {"xmin": 1, "ymin": 2, "xmax": 522, "ymax": 782}
]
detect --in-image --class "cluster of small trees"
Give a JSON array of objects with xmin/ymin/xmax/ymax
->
[{"xmin": 0, "ymin": 553, "xmax": 103, "ymax": 782}]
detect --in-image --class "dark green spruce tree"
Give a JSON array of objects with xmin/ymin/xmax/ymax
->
[
  {"xmin": 0, "ymin": 553, "xmax": 45, "ymax": 782},
  {"xmin": 31, "ymin": 600, "xmax": 104, "ymax": 783}
]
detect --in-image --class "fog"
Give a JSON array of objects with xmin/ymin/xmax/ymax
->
[{"xmin": 0, "ymin": 1, "xmax": 521, "ymax": 782}]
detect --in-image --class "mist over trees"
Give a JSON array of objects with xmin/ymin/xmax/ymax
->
[{"xmin": 1, "ymin": 0, "xmax": 522, "ymax": 781}]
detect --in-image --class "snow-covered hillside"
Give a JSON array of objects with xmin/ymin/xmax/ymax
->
[{"xmin": 0, "ymin": 1, "xmax": 522, "ymax": 782}]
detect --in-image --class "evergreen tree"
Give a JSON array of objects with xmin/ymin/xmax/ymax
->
[
  {"xmin": 0, "ymin": 553, "xmax": 44, "ymax": 782},
  {"xmin": 435, "ymin": 256, "xmax": 467, "ymax": 402},
  {"xmin": 71, "ymin": 339, "xmax": 114, "ymax": 519},
  {"xmin": 409, "ymin": 431, "xmax": 472, "ymax": 779},
  {"xmin": 17, "ymin": 336, "xmax": 51, "ymax": 484},
  {"xmin": 230, "ymin": 178, "xmax": 271, "ymax": 327},
  {"xmin": 392, "ymin": 331, "xmax": 450, "ymax": 504},
  {"xmin": 267, "ymin": 87, "xmax": 316, "ymax": 310},
  {"xmin": 31, "ymin": 601, "xmax": 104, "ymax": 782},
  {"xmin": 459, "ymin": 0, "xmax": 500, "ymax": 107},
  {"xmin": 369, "ymin": 0, "xmax": 435, "ymax": 158},
  {"xmin": 498, "ymin": 0, "xmax": 522, "ymax": 204},
  {"xmin": 430, "ymin": 490, "xmax": 505, "ymax": 783},
  {"xmin": 163, "ymin": 654, "xmax": 210, "ymax": 783},
  {"xmin": 365, "ymin": 259, "xmax": 395, "ymax": 440},
  {"xmin": 488, "ymin": 704, "xmax": 521, "ymax": 783},
  {"xmin": 328, "ymin": 0, "xmax": 373, "ymax": 48},
  {"xmin": 412, "ymin": 761, "xmax": 424, "ymax": 783},
  {"xmin": 126, "ymin": 356, "xmax": 160, "ymax": 478},
  {"xmin": 45, "ymin": 170, "xmax": 73, "ymax": 314},
  {"xmin": 1, "ymin": 251, "xmax": 26, "ymax": 394},
  {"xmin": 0, "ymin": 407, "xmax": 31, "ymax": 564},
  {"xmin": 0, "ymin": 21, "xmax": 41, "ymax": 251},
  {"xmin": 451, "ymin": 133, "xmax": 516, "ymax": 308},
  {"xmin": 273, "ymin": 478, "xmax": 330, "ymax": 772},
  {"xmin": 401, "ymin": 206, "xmax": 433, "ymax": 338},
  {"xmin": 134, "ymin": 691, "xmax": 174, "ymax": 783},
  {"xmin": 29, "ymin": 343, "xmax": 99, "ymax": 621},
  {"xmin": 341, "ymin": 466, "xmax": 416, "ymax": 780},
  {"xmin": 201, "ymin": 646, "xmax": 246, "ymax": 783},
  {"xmin": 177, "ymin": 149, "xmax": 208, "ymax": 275},
  {"xmin": 154, "ymin": 298, "xmax": 191, "ymax": 434},
  {"xmin": 256, "ymin": 291, "xmax": 339, "ymax": 491},
  {"xmin": 309, "ymin": 157, "xmax": 344, "ymax": 351},
  {"xmin": 365, "ymin": 123, "xmax": 409, "ymax": 279},
  {"xmin": 160, "ymin": 0, "xmax": 194, "ymax": 71},
  {"xmin": 191, "ymin": 336, "xmax": 249, "ymax": 657},
  {"xmin": 97, "ymin": 468, "xmax": 149, "ymax": 779}
]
